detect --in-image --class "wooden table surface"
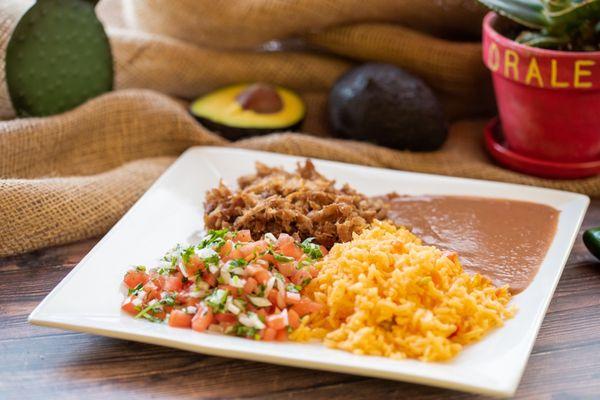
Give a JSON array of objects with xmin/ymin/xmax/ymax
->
[{"xmin": 2, "ymin": 200, "xmax": 599, "ymax": 400}]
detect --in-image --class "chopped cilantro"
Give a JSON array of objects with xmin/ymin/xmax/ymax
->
[
  {"xmin": 285, "ymin": 283, "xmax": 301, "ymax": 293},
  {"xmin": 199, "ymin": 229, "xmax": 229, "ymax": 250},
  {"xmin": 181, "ymin": 245, "xmax": 196, "ymax": 264},
  {"xmin": 128, "ymin": 283, "xmax": 143, "ymax": 296},
  {"xmin": 300, "ymin": 237, "xmax": 323, "ymax": 260},
  {"xmin": 162, "ymin": 244, "xmax": 183, "ymax": 266},
  {"xmin": 234, "ymin": 324, "xmax": 258, "ymax": 338},
  {"xmin": 205, "ymin": 289, "xmax": 228, "ymax": 313},
  {"xmin": 134, "ymin": 294, "xmax": 175, "ymax": 321},
  {"xmin": 229, "ymin": 258, "xmax": 248, "ymax": 268},
  {"xmin": 135, "ymin": 265, "xmax": 146, "ymax": 272},
  {"xmin": 203, "ymin": 253, "xmax": 220, "ymax": 266}
]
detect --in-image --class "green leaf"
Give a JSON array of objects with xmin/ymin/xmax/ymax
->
[
  {"xmin": 478, "ymin": 0, "xmax": 549, "ymax": 28},
  {"xmin": 545, "ymin": 0, "xmax": 600, "ymax": 35}
]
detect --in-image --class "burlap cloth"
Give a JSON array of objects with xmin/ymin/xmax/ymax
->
[{"xmin": 0, "ymin": 0, "xmax": 598, "ymax": 257}]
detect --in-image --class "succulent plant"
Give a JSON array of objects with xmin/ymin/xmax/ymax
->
[
  {"xmin": 5, "ymin": 0, "xmax": 113, "ymax": 117},
  {"xmin": 478, "ymin": 0, "xmax": 600, "ymax": 50}
]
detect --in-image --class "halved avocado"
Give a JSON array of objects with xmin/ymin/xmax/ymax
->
[{"xmin": 190, "ymin": 83, "xmax": 305, "ymax": 140}]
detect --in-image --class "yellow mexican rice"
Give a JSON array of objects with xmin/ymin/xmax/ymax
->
[{"xmin": 290, "ymin": 220, "xmax": 515, "ymax": 361}]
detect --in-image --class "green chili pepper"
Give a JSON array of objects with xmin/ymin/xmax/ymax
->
[{"xmin": 583, "ymin": 227, "xmax": 600, "ymax": 260}]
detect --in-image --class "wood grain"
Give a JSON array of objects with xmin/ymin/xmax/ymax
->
[{"xmin": 1, "ymin": 200, "xmax": 600, "ymax": 400}]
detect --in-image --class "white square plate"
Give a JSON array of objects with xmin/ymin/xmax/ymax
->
[{"xmin": 29, "ymin": 147, "xmax": 589, "ymax": 397}]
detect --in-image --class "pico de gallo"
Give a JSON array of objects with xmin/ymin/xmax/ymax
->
[{"xmin": 121, "ymin": 229, "xmax": 326, "ymax": 341}]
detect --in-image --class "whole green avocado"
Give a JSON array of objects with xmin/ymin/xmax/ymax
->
[{"xmin": 328, "ymin": 63, "xmax": 447, "ymax": 151}]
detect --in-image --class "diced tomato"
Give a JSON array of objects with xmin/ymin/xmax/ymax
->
[
  {"xmin": 185, "ymin": 255, "xmax": 204, "ymax": 276},
  {"xmin": 253, "ymin": 268, "xmax": 271, "ymax": 285},
  {"xmin": 239, "ymin": 240, "xmax": 269, "ymax": 259},
  {"xmin": 121, "ymin": 297, "xmax": 139, "ymax": 315},
  {"xmin": 164, "ymin": 274, "xmax": 183, "ymax": 292},
  {"xmin": 292, "ymin": 297, "xmax": 322, "ymax": 317},
  {"xmin": 176, "ymin": 290, "xmax": 198, "ymax": 305},
  {"xmin": 288, "ymin": 309, "xmax": 300, "ymax": 329},
  {"xmin": 219, "ymin": 240, "xmax": 233, "ymax": 258},
  {"xmin": 255, "ymin": 308, "xmax": 267, "ymax": 320},
  {"xmin": 234, "ymin": 230, "xmax": 252, "ymax": 242},
  {"xmin": 275, "ymin": 329, "xmax": 288, "ymax": 341},
  {"xmin": 168, "ymin": 310, "xmax": 193, "ymax": 328},
  {"xmin": 291, "ymin": 298, "xmax": 322, "ymax": 317},
  {"xmin": 202, "ymin": 271, "xmax": 217, "ymax": 287},
  {"xmin": 262, "ymin": 327, "xmax": 277, "ymax": 341},
  {"xmin": 260, "ymin": 253, "xmax": 276, "ymax": 264},
  {"xmin": 218, "ymin": 284, "xmax": 241, "ymax": 297},
  {"xmin": 246, "ymin": 304, "xmax": 258, "ymax": 314},
  {"xmin": 149, "ymin": 309, "xmax": 167, "ymax": 320},
  {"xmin": 277, "ymin": 262, "xmax": 295, "ymax": 277},
  {"xmin": 267, "ymin": 289, "xmax": 286, "ymax": 310},
  {"xmin": 266, "ymin": 313, "xmax": 288, "ymax": 330},
  {"xmin": 276, "ymin": 233, "xmax": 294, "ymax": 247},
  {"xmin": 285, "ymin": 291, "xmax": 301, "ymax": 305},
  {"xmin": 278, "ymin": 240, "xmax": 304, "ymax": 260},
  {"xmin": 215, "ymin": 313, "xmax": 237, "ymax": 325},
  {"xmin": 320, "ymin": 245, "xmax": 328, "ymax": 256},
  {"xmin": 291, "ymin": 269, "xmax": 311, "ymax": 286},
  {"xmin": 143, "ymin": 281, "xmax": 161, "ymax": 301},
  {"xmin": 243, "ymin": 277, "xmax": 258, "ymax": 294},
  {"xmin": 124, "ymin": 270, "xmax": 149, "ymax": 289},
  {"xmin": 308, "ymin": 266, "xmax": 319, "ymax": 278},
  {"xmin": 191, "ymin": 305, "xmax": 213, "ymax": 332}
]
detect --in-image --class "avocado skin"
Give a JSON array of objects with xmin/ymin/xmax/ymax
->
[
  {"xmin": 192, "ymin": 115, "xmax": 304, "ymax": 141},
  {"xmin": 328, "ymin": 63, "xmax": 447, "ymax": 151}
]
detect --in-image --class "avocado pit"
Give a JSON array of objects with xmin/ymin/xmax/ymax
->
[{"xmin": 236, "ymin": 83, "xmax": 283, "ymax": 114}]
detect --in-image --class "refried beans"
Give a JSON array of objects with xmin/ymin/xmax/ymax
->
[{"xmin": 384, "ymin": 194, "xmax": 559, "ymax": 294}]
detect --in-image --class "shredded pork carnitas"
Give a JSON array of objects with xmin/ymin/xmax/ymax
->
[{"xmin": 203, "ymin": 160, "xmax": 387, "ymax": 248}]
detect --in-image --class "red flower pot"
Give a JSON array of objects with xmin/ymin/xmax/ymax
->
[{"xmin": 483, "ymin": 12, "xmax": 600, "ymax": 171}]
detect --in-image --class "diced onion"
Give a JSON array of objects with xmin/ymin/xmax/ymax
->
[
  {"xmin": 247, "ymin": 295, "xmax": 272, "ymax": 308},
  {"xmin": 230, "ymin": 275, "xmax": 246, "ymax": 288},
  {"xmin": 286, "ymin": 291, "xmax": 301, "ymax": 302},
  {"xmin": 177, "ymin": 261, "xmax": 188, "ymax": 278},
  {"xmin": 220, "ymin": 268, "xmax": 231, "ymax": 285},
  {"xmin": 226, "ymin": 301, "xmax": 241, "ymax": 315},
  {"xmin": 229, "ymin": 267, "xmax": 246, "ymax": 276},
  {"xmin": 280, "ymin": 308, "xmax": 289, "ymax": 326},
  {"xmin": 197, "ymin": 247, "xmax": 218, "ymax": 259},
  {"xmin": 186, "ymin": 306, "xmax": 198, "ymax": 314},
  {"xmin": 266, "ymin": 277, "xmax": 276, "ymax": 295},
  {"xmin": 276, "ymin": 275, "xmax": 285, "ymax": 293},
  {"xmin": 264, "ymin": 232, "xmax": 277, "ymax": 244},
  {"xmin": 239, "ymin": 313, "xmax": 266, "ymax": 329}
]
